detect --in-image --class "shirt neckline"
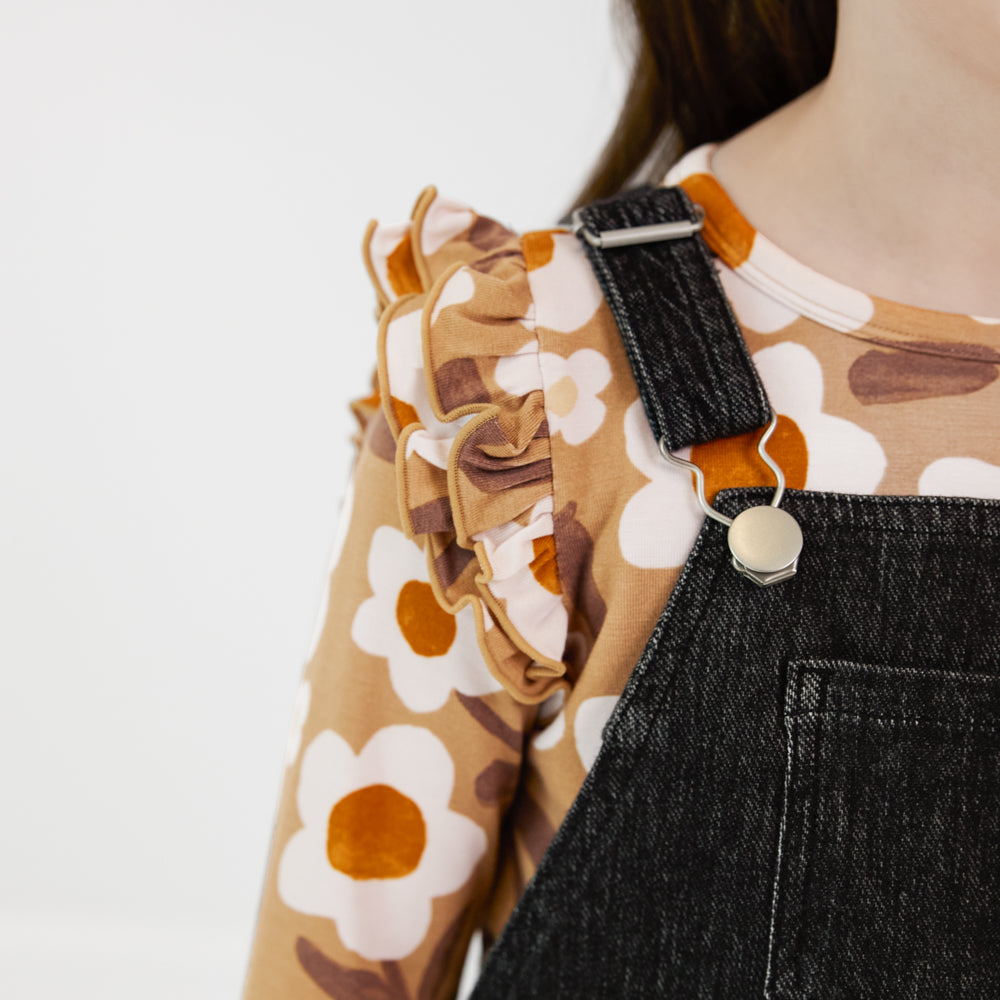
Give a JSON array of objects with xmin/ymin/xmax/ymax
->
[{"xmin": 662, "ymin": 143, "xmax": 1000, "ymax": 357}]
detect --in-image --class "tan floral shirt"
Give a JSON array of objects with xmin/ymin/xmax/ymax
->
[{"xmin": 241, "ymin": 144, "xmax": 1000, "ymax": 999}]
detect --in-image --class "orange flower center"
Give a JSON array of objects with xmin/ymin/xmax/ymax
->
[
  {"xmin": 396, "ymin": 579, "xmax": 457, "ymax": 656},
  {"xmin": 530, "ymin": 535, "xmax": 562, "ymax": 595},
  {"xmin": 386, "ymin": 231, "xmax": 422, "ymax": 296},
  {"xmin": 690, "ymin": 413, "xmax": 808, "ymax": 504},
  {"xmin": 326, "ymin": 784, "xmax": 427, "ymax": 880}
]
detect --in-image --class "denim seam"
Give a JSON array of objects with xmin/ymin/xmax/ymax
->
[
  {"xmin": 764, "ymin": 708, "xmax": 800, "ymax": 1000},
  {"xmin": 787, "ymin": 710, "xmax": 1000, "ymax": 734},
  {"xmin": 794, "ymin": 660, "xmax": 1000, "ymax": 685},
  {"xmin": 766, "ymin": 679, "xmax": 819, "ymax": 1000}
]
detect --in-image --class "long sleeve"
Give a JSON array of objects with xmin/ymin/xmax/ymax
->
[
  {"xmin": 240, "ymin": 417, "xmax": 535, "ymax": 1000},
  {"xmin": 241, "ymin": 189, "xmax": 565, "ymax": 999},
  {"xmin": 247, "ymin": 146, "xmax": 1000, "ymax": 998}
]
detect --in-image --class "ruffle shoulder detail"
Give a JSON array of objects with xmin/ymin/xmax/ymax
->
[{"xmin": 363, "ymin": 188, "xmax": 569, "ymax": 705}]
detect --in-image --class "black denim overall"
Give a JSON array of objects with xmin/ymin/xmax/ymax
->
[{"xmin": 470, "ymin": 188, "xmax": 1000, "ymax": 999}]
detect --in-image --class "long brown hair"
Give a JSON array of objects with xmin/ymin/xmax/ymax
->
[{"xmin": 573, "ymin": 0, "xmax": 836, "ymax": 209}]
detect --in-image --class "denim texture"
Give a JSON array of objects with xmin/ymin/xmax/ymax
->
[
  {"xmin": 469, "ymin": 189, "xmax": 1000, "ymax": 998},
  {"xmin": 471, "ymin": 490, "xmax": 1000, "ymax": 998},
  {"xmin": 574, "ymin": 186, "xmax": 770, "ymax": 451}
]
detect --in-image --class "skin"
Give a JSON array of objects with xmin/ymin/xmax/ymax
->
[{"xmin": 710, "ymin": 0, "xmax": 1000, "ymax": 317}]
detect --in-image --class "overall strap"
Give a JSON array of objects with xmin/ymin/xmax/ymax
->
[{"xmin": 572, "ymin": 185, "xmax": 771, "ymax": 452}]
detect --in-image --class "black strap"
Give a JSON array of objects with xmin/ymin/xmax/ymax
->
[{"xmin": 573, "ymin": 185, "xmax": 770, "ymax": 451}]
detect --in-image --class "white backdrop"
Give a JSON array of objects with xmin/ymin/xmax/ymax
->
[{"xmin": 0, "ymin": 2, "xmax": 627, "ymax": 997}]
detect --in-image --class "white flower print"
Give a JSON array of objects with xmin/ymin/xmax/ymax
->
[
  {"xmin": 574, "ymin": 695, "xmax": 620, "ymax": 773},
  {"xmin": 352, "ymin": 526, "xmax": 501, "ymax": 712},
  {"xmin": 383, "ymin": 306, "xmax": 453, "ymax": 437},
  {"xmin": 618, "ymin": 400, "xmax": 705, "ymax": 569},
  {"xmin": 495, "ymin": 347, "xmax": 612, "ymax": 446},
  {"xmin": 526, "ymin": 231, "xmax": 605, "ymax": 334},
  {"xmin": 419, "ymin": 198, "xmax": 475, "ymax": 256},
  {"xmin": 753, "ymin": 343, "xmax": 886, "ymax": 492},
  {"xmin": 278, "ymin": 725, "xmax": 487, "ymax": 961},
  {"xmin": 918, "ymin": 457, "xmax": 1000, "ymax": 498},
  {"xmin": 539, "ymin": 349, "xmax": 612, "ymax": 445},
  {"xmin": 428, "ymin": 265, "xmax": 476, "ymax": 326},
  {"xmin": 717, "ymin": 262, "xmax": 798, "ymax": 334},
  {"xmin": 530, "ymin": 688, "xmax": 566, "ymax": 751},
  {"xmin": 474, "ymin": 496, "xmax": 568, "ymax": 664}
]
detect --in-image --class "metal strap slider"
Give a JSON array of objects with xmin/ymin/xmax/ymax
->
[{"xmin": 570, "ymin": 203, "xmax": 705, "ymax": 249}]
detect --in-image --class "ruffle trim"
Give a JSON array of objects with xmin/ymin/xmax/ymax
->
[{"xmin": 362, "ymin": 188, "xmax": 570, "ymax": 704}]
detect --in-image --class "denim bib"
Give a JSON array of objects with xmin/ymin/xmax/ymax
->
[{"xmin": 470, "ymin": 187, "xmax": 1000, "ymax": 999}]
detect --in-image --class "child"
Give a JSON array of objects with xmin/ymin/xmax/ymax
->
[{"xmin": 243, "ymin": 2, "xmax": 1000, "ymax": 996}]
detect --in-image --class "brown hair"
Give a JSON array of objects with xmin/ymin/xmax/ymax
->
[{"xmin": 572, "ymin": 0, "xmax": 837, "ymax": 209}]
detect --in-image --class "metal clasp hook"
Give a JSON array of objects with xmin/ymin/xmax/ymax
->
[{"xmin": 658, "ymin": 412, "xmax": 803, "ymax": 586}]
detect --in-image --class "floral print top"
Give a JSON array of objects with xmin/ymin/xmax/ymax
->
[{"xmin": 241, "ymin": 144, "xmax": 1000, "ymax": 1000}]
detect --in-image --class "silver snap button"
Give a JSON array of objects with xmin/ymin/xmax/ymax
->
[{"xmin": 727, "ymin": 505, "xmax": 803, "ymax": 587}]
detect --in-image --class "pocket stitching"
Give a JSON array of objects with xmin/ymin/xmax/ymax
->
[
  {"xmin": 766, "ymin": 659, "xmax": 1000, "ymax": 999},
  {"xmin": 786, "ymin": 710, "xmax": 1000, "ymax": 735}
]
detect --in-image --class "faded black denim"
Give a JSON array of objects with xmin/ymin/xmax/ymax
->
[
  {"xmin": 470, "ymin": 189, "xmax": 1000, "ymax": 999},
  {"xmin": 572, "ymin": 186, "xmax": 770, "ymax": 450}
]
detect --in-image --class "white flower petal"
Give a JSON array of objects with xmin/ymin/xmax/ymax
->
[
  {"xmin": 429, "ymin": 266, "xmax": 476, "ymax": 326},
  {"xmin": 919, "ymin": 457, "xmax": 1000, "ymax": 498},
  {"xmin": 574, "ymin": 696, "xmax": 620, "ymax": 773},
  {"xmin": 531, "ymin": 708, "xmax": 566, "ymax": 751},
  {"xmin": 414, "ymin": 809, "xmax": 488, "ymax": 897},
  {"xmin": 420, "ymin": 199, "xmax": 475, "ymax": 256},
  {"xmin": 527, "ymin": 233, "xmax": 604, "ymax": 333},
  {"xmin": 278, "ymin": 823, "xmax": 350, "ymax": 916},
  {"xmin": 494, "ymin": 351, "xmax": 543, "ymax": 395},
  {"xmin": 367, "ymin": 222, "xmax": 410, "ymax": 300},
  {"xmin": 754, "ymin": 343, "xmax": 886, "ymax": 493},
  {"xmin": 623, "ymin": 398, "xmax": 669, "ymax": 480},
  {"xmin": 295, "ymin": 729, "xmax": 355, "ymax": 829},
  {"xmin": 619, "ymin": 402, "xmax": 703, "ymax": 569},
  {"xmin": 279, "ymin": 725, "xmax": 488, "ymax": 962},
  {"xmin": 353, "ymin": 527, "xmax": 501, "ymax": 711},
  {"xmin": 355, "ymin": 725, "xmax": 456, "ymax": 812},
  {"xmin": 338, "ymin": 878, "xmax": 435, "ymax": 961},
  {"xmin": 718, "ymin": 264, "xmax": 798, "ymax": 334}
]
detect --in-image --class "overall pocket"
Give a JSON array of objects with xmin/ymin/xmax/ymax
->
[{"xmin": 765, "ymin": 660, "xmax": 1000, "ymax": 1000}]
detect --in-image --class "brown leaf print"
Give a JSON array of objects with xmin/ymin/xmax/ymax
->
[
  {"xmin": 295, "ymin": 937, "xmax": 411, "ymax": 1000},
  {"xmin": 409, "ymin": 497, "xmax": 455, "ymax": 535},
  {"xmin": 468, "ymin": 248, "xmax": 522, "ymax": 274},
  {"xmin": 457, "ymin": 417, "xmax": 551, "ymax": 493},
  {"xmin": 513, "ymin": 792, "xmax": 556, "ymax": 867},
  {"xmin": 468, "ymin": 216, "xmax": 513, "ymax": 253},
  {"xmin": 849, "ymin": 347, "xmax": 998, "ymax": 405},
  {"xmin": 456, "ymin": 692, "xmax": 522, "ymax": 751},
  {"xmin": 475, "ymin": 759, "xmax": 520, "ymax": 807},
  {"xmin": 431, "ymin": 538, "xmax": 475, "ymax": 590},
  {"xmin": 553, "ymin": 502, "xmax": 607, "ymax": 646},
  {"xmin": 435, "ymin": 357, "xmax": 491, "ymax": 412},
  {"xmin": 381, "ymin": 962, "xmax": 411, "ymax": 1000},
  {"xmin": 366, "ymin": 409, "xmax": 398, "ymax": 464},
  {"xmin": 418, "ymin": 906, "xmax": 473, "ymax": 1000}
]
